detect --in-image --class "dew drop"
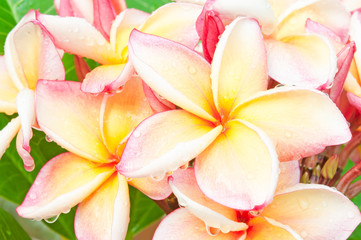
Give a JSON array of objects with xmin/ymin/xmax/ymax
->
[
  {"xmin": 44, "ymin": 215, "xmax": 59, "ymax": 224},
  {"xmin": 301, "ymin": 230, "xmax": 308, "ymax": 238},
  {"xmin": 151, "ymin": 173, "xmax": 165, "ymax": 181},
  {"xmin": 166, "ymin": 171, "xmax": 173, "ymax": 176},
  {"xmin": 188, "ymin": 66, "xmax": 196, "ymax": 75},
  {"xmin": 132, "ymin": 130, "xmax": 141, "ymax": 138},
  {"xmin": 285, "ymin": 131, "xmax": 292, "ymax": 138},
  {"xmin": 63, "ymin": 208, "xmax": 71, "ymax": 214},
  {"xmin": 249, "ymin": 210, "xmax": 261, "ymax": 217},
  {"xmin": 298, "ymin": 199, "xmax": 309, "ymax": 210},
  {"xmin": 29, "ymin": 193, "xmax": 36, "ymax": 200},
  {"xmin": 126, "ymin": 177, "xmax": 133, "ymax": 182},
  {"xmin": 321, "ymin": 201, "xmax": 328, "ymax": 208},
  {"xmin": 206, "ymin": 225, "xmax": 220, "ymax": 236},
  {"xmin": 348, "ymin": 211, "xmax": 355, "ymax": 219},
  {"xmin": 178, "ymin": 200, "xmax": 187, "ymax": 208},
  {"xmin": 45, "ymin": 135, "xmax": 53, "ymax": 142},
  {"xmin": 180, "ymin": 163, "xmax": 189, "ymax": 170}
]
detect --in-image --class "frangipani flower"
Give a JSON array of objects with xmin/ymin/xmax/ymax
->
[
  {"xmin": 117, "ymin": 17, "xmax": 351, "ymax": 211},
  {"xmin": 153, "ymin": 168, "xmax": 361, "ymax": 240},
  {"xmin": 197, "ymin": 0, "xmax": 350, "ymax": 88},
  {"xmin": 0, "ymin": 10, "xmax": 65, "ymax": 170},
  {"xmin": 16, "ymin": 77, "xmax": 171, "ymax": 240},
  {"xmin": 37, "ymin": 2, "xmax": 202, "ymax": 93}
]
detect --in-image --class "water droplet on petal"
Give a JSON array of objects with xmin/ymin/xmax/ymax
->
[
  {"xmin": 348, "ymin": 211, "xmax": 355, "ymax": 219},
  {"xmin": 45, "ymin": 135, "xmax": 53, "ymax": 142},
  {"xmin": 298, "ymin": 199, "xmax": 309, "ymax": 210},
  {"xmin": 151, "ymin": 173, "xmax": 165, "ymax": 181},
  {"xmin": 132, "ymin": 130, "xmax": 141, "ymax": 138},
  {"xmin": 166, "ymin": 171, "xmax": 173, "ymax": 176},
  {"xmin": 249, "ymin": 210, "xmax": 261, "ymax": 217},
  {"xmin": 63, "ymin": 208, "xmax": 71, "ymax": 214},
  {"xmin": 188, "ymin": 66, "xmax": 196, "ymax": 75},
  {"xmin": 301, "ymin": 230, "xmax": 308, "ymax": 238},
  {"xmin": 44, "ymin": 215, "xmax": 59, "ymax": 224},
  {"xmin": 321, "ymin": 201, "xmax": 328, "ymax": 208},
  {"xmin": 126, "ymin": 177, "xmax": 133, "ymax": 182},
  {"xmin": 180, "ymin": 163, "xmax": 189, "ymax": 169},
  {"xmin": 285, "ymin": 131, "xmax": 292, "ymax": 138},
  {"xmin": 29, "ymin": 193, "xmax": 36, "ymax": 200},
  {"xmin": 206, "ymin": 225, "xmax": 220, "ymax": 236}
]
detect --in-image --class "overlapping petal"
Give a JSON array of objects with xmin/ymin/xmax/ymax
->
[
  {"xmin": 0, "ymin": 117, "xmax": 21, "ymax": 158},
  {"xmin": 128, "ymin": 30, "xmax": 218, "ymax": 122},
  {"xmin": 170, "ymin": 168, "xmax": 248, "ymax": 233},
  {"xmin": 247, "ymin": 217, "xmax": 302, "ymax": 239},
  {"xmin": 74, "ymin": 173, "xmax": 129, "ymax": 240},
  {"xmin": 211, "ymin": 17, "xmax": 267, "ymax": 117},
  {"xmin": 117, "ymin": 110, "xmax": 222, "ymax": 178},
  {"xmin": 195, "ymin": 119, "xmax": 279, "ymax": 210},
  {"xmin": 36, "ymin": 80, "xmax": 111, "ymax": 163},
  {"xmin": 262, "ymin": 184, "xmax": 361, "ymax": 239},
  {"xmin": 128, "ymin": 176, "xmax": 172, "ymax": 200},
  {"xmin": 0, "ymin": 56, "xmax": 17, "ymax": 114},
  {"xmin": 5, "ymin": 20, "xmax": 65, "ymax": 90},
  {"xmin": 140, "ymin": 3, "xmax": 202, "ymax": 49},
  {"xmin": 100, "ymin": 76, "xmax": 153, "ymax": 156},
  {"xmin": 153, "ymin": 208, "xmax": 245, "ymax": 240},
  {"xmin": 16, "ymin": 152, "xmax": 114, "ymax": 220},
  {"xmin": 276, "ymin": 0, "xmax": 350, "ymax": 43},
  {"xmin": 265, "ymin": 34, "xmax": 337, "ymax": 88},
  {"xmin": 275, "ymin": 160, "xmax": 300, "ymax": 193},
  {"xmin": 233, "ymin": 87, "xmax": 351, "ymax": 161},
  {"xmin": 350, "ymin": 11, "xmax": 361, "ymax": 80},
  {"xmin": 37, "ymin": 14, "xmax": 120, "ymax": 64}
]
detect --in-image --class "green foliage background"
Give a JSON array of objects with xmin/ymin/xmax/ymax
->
[{"xmin": 0, "ymin": 0, "xmax": 171, "ymax": 239}]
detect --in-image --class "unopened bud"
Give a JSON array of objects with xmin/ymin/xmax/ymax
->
[
  {"xmin": 321, "ymin": 155, "xmax": 339, "ymax": 179},
  {"xmin": 301, "ymin": 171, "xmax": 310, "ymax": 183}
]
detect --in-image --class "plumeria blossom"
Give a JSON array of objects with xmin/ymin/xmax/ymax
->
[
  {"xmin": 197, "ymin": 0, "xmax": 350, "ymax": 88},
  {"xmin": 153, "ymin": 168, "xmax": 361, "ymax": 240},
  {"xmin": 0, "ymin": 10, "xmax": 65, "ymax": 171},
  {"xmin": 16, "ymin": 78, "xmax": 171, "ymax": 240},
  {"xmin": 117, "ymin": 17, "xmax": 351, "ymax": 211},
  {"xmin": 36, "ymin": 2, "xmax": 202, "ymax": 93}
]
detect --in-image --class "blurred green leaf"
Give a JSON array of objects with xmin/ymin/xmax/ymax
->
[
  {"xmin": 0, "ymin": 207, "xmax": 31, "ymax": 240},
  {"xmin": 126, "ymin": 0, "xmax": 172, "ymax": 13},
  {"xmin": 126, "ymin": 187, "xmax": 164, "ymax": 240}
]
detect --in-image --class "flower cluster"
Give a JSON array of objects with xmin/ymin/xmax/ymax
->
[{"xmin": 0, "ymin": 0, "xmax": 361, "ymax": 239}]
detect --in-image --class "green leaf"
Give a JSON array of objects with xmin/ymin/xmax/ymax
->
[
  {"xmin": 0, "ymin": 207, "xmax": 31, "ymax": 240},
  {"xmin": 126, "ymin": 187, "xmax": 165, "ymax": 240},
  {"xmin": 126, "ymin": 0, "xmax": 172, "ymax": 13}
]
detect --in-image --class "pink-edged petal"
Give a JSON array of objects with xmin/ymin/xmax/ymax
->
[
  {"xmin": 128, "ymin": 30, "xmax": 218, "ymax": 122},
  {"xmin": 117, "ymin": 110, "xmax": 222, "ymax": 178},
  {"xmin": 233, "ymin": 87, "xmax": 351, "ymax": 161},
  {"xmin": 16, "ymin": 89, "xmax": 35, "ymax": 152},
  {"xmin": 340, "ymin": 0, "xmax": 361, "ymax": 12},
  {"xmin": 140, "ymin": 3, "xmax": 202, "ymax": 49},
  {"xmin": 54, "ymin": 0, "xmax": 75, "ymax": 17},
  {"xmin": 128, "ymin": 176, "xmax": 172, "ymax": 200},
  {"xmin": 75, "ymin": 173, "xmax": 129, "ymax": 240},
  {"xmin": 305, "ymin": 19, "xmax": 343, "ymax": 46},
  {"xmin": 276, "ymin": 0, "xmax": 351, "ymax": 43},
  {"xmin": 16, "ymin": 129, "xmax": 34, "ymax": 172},
  {"xmin": 142, "ymin": 81, "xmax": 175, "ymax": 113},
  {"xmin": 100, "ymin": 76, "xmax": 153, "ymax": 156},
  {"xmin": 36, "ymin": 80, "xmax": 111, "ymax": 163},
  {"xmin": 0, "ymin": 56, "xmax": 18, "ymax": 114},
  {"xmin": 74, "ymin": 55, "xmax": 91, "ymax": 82},
  {"xmin": 0, "ymin": 117, "xmax": 21, "ymax": 158},
  {"xmin": 344, "ymin": 58, "xmax": 361, "ymax": 97},
  {"xmin": 109, "ymin": 8, "xmax": 149, "ymax": 57},
  {"xmin": 275, "ymin": 160, "xmax": 300, "ymax": 194},
  {"xmin": 351, "ymin": 11, "xmax": 361, "ymax": 77},
  {"xmin": 153, "ymin": 208, "xmax": 245, "ymax": 240},
  {"xmin": 195, "ymin": 119, "xmax": 279, "ymax": 210},
  {"xmin": 5, "ymin": 20, "xmax": 65, "ymax": 90},
  {"xmin": 170, "ymin": 168, "xmax": 248, "ymax": 233},
  {"xmin": 92, "ymin": 0, "xmax": 117, "ymax": 39},
  {"xmin": 212, "ymin": 18, "xmax": 267, "ymax": 117},
  {"xmin": 247, "ymin": 216, "xmax": 302, "ymax": 240},
  {"xmin": 262, "ymin": 184, "xmax": 361, "ymax": 240},
  {"xmin": 16, "ymin": 152, "xmax": 114, "ymax": 220},
  {"xmin": 329, "ymin": 42, "xmax": 356, "ymax": 101},
  {"xmin": 347, "ymin": 92, "xmax": 361, "ymax": 112},
  {"xmin": 37, "ymin": 14, "xmax": 120, "ymax": 65},
  {"xmin": 81, "ymin": 64, "xmax": 125, "ymax": 93},
  {"xmin": 197, "ymin": 0, "xmax": 276, "ymax": 36},
  {"xmin": 266, "ymin": 34, "xmax": 337, "ymax": 88}
]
